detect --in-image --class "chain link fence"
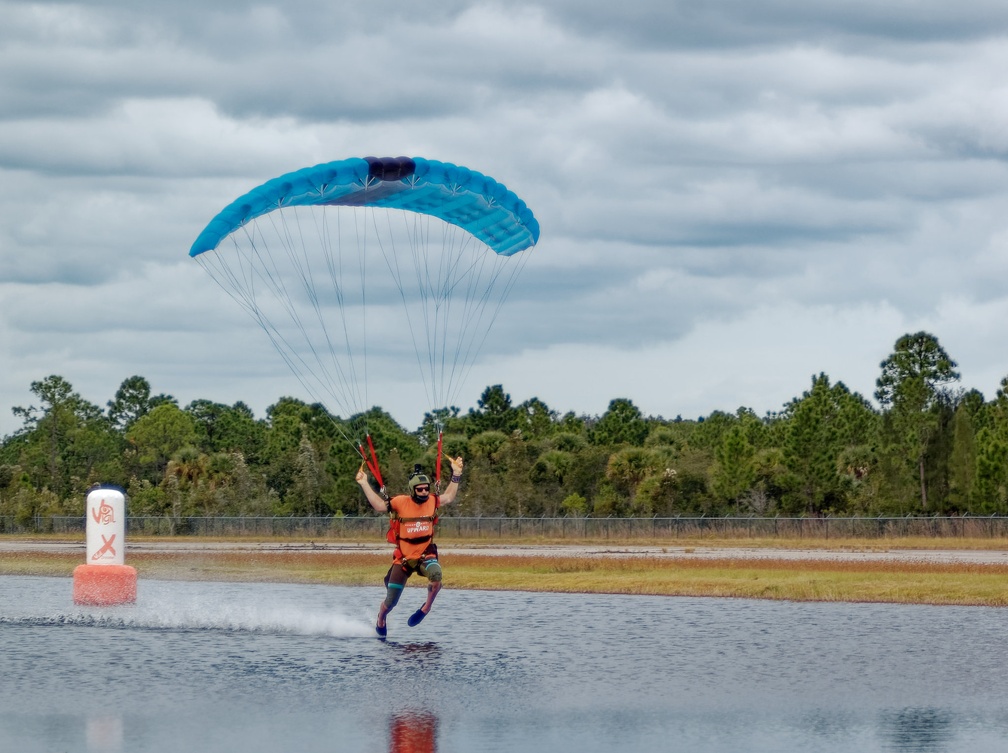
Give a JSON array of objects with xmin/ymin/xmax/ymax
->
[{"xmin": 4, "ymin": 514, "xmax": 1008, "ymax": 539}]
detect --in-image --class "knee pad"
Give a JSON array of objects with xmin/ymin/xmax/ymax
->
[
  {"xmin": 422, "ymin": 560, "xmax": 442, "ymax": 583},
  {"xmin": 383, "ymin": 583, "xmax": 404, "ymax": 610}
]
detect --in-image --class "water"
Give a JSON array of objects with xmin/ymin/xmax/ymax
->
[{"xmin": 2, "ymin": 575, "xmax": 1008, "ymax": 752}]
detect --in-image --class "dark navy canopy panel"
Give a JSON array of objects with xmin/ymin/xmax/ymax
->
[{"xmin": 189, "ymin": 157, "xmax": 540, "ymax": 258}]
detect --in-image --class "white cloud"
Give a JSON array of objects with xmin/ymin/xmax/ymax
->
[{"xmin": 2, "ymin": 0, "xmax": 1008, "ymax": 440}]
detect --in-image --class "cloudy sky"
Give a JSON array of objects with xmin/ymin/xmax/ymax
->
[{"xmin": 3, "ymin": 0, "xmax": 1008, "ymax": 436}]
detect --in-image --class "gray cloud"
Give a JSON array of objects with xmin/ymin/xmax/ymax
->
[
  {"xmin": 2, "ymin": 0, "xmax": 1007, "ymax": 435},
  {"xmin": 544, "ymin": 1, "xmax": 1008, "ymax": 48}
]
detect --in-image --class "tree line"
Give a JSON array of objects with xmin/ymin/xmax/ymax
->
[{"xmin": 2, "ymin": 331, "xmax": 1007, "ymax": 527}]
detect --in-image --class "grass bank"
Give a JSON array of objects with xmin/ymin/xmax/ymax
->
[
  {"xmin": 3, "ymin": 536, "xmax": 1008, "ymax": 607},
  {"xmin": 9, "ymin": 532, "xmax": 1008, "ymax": 550}
]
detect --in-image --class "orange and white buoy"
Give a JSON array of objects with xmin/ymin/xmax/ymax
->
[{"xmin": 72, "ymin": 486, "xmax": 137, "ymax": 606}]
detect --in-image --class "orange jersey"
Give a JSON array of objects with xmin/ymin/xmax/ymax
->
[{"xmin": 389, "ymin": 494, "xmax": 439, "ymax": 560}]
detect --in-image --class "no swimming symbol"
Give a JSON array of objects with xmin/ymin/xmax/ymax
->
[{"xmin": 91, "ymin": 534, "xmax": 117, "ymax": 561}]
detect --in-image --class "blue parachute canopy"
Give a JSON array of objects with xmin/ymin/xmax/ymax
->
[{"xmin": 189, "ymin": 156, "xmax": 540, "ymax": 258}]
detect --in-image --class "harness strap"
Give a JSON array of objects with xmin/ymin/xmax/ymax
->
[{"xmin": 399, "ymin": 536, "xmax": 434, "ymax": 545}]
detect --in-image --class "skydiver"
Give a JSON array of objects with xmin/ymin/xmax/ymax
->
[{"xmin": 356, "ymin": 456, "xmax": 464, "ymax": 639}]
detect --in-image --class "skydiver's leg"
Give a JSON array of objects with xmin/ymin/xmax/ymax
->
[
  {"xmin": 375, "ymin": 601, "xmax": 390, "ymax": 638},
  {"xmin": 422, "ymin": 579, "xmax": 442, "ymax": 612},
  {"xmin": 377, "ymin": 563, "xmax": 410, "ymax": 635},
  {"xmin": 408, "ymin": 558, "xmax": 442, "ymax": 626}
]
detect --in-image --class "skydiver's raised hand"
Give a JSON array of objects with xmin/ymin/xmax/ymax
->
[
  {"xmin": 355, "ymin": 464, "xmax": 370, "ymax": 487},
  {"xmin": 439, "ymin": 456, "xmax": 465, "ymax": 506},
  {"xmin": 356, "ymin": 463, "xmax": 390, "ymax": 512}
]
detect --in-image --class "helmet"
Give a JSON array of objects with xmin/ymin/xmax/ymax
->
[
  {"xmin": 408, "ymin": 474, "xmax": 431, "ymax": 496},
  {"xmin": 408, "ymin": 465, "xmax": 431, "ymax": 496}
]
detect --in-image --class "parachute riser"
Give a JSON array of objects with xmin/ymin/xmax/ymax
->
[
  {"xmin": 435, "ymin": 430, "xmax": 444, "ymax": 493},
  {"xmin": 359, "ymin": 435, "xmax": 387, "ymax": 499}
]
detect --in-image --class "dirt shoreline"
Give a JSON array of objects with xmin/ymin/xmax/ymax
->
[{"xmin": 5, "ymin": 538, "xmax": 1008, "ymax": 565}]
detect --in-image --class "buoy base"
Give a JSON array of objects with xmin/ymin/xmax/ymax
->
[{"xmin": 73, "ymin": 564, "xmax": 138, "ymax": 606}]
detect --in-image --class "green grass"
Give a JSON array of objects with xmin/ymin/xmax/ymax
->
[{"xmin": 5, "ymin": 537, "xmax": 1008, "ymax": 606}]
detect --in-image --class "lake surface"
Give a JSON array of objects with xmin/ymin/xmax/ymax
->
[{"xmin": 2, "ymin": 575, "xmax": 1007, "ymax": 752}]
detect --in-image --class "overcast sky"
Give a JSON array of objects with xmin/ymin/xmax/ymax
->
[{"xmin": 3, "ymin": 0, "xmax": 1008, "ymax": 436}]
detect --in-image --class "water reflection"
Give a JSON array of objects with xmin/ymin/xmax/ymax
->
[
  {"xmin": 880, "ymin": 708, "xmax": 954, "ymax": 752},
  {"xmin": 4, "ymin": 577, "xmax": 1008, "ymax": 753},
  {"xmin": 384, "ymin": 641, "xmax": 441, "ymax": 657},
  {"xmin": 389, "ymin": 710, "xmax": 437, "ymax": 753},
  {"xmin": 85, "ymin": 715, "xmax": 123, "ymax": 753}
]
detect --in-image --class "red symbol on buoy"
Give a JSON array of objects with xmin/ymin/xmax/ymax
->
[
  {"xmin": 91, "ymin": 499, "xmax": 115, "ymax": 525},
  {"xmin": 92, "ymin": 534, "xmax": 117, "ymax": 561}
]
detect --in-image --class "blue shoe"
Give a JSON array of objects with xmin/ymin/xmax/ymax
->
[
  {"xmin": 407, "ymin": 609, "xmax": 427, "ymax": 627},
  {"xmin": 376, "ymin": 623, "xmax": 387, "ymax": 640}
]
